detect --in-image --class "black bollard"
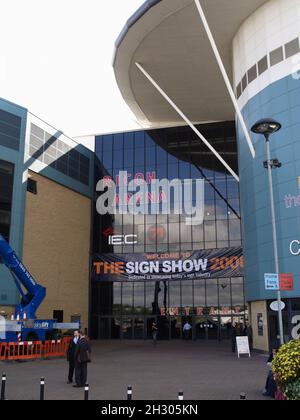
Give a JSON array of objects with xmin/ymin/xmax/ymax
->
[
  {"xmin": 1, "ymin": 373, "xmax": 6, "ymax": 401},
  {"xmin": 240, "ymin": 392, "xmax": 246, "ymax": 400},
  {"xmin": 127, "ymin": 385, "xmax": 132, "ymax": 401},
  {"xmin": 178, "ymin": 390, "xmax": 184, "ymax": 401},
  {"xmin": 40, "ymin": 377, "xmax": 45, "ymax": 401},
  {"xmin": 84, "ymin": 384, "xmax": 89, "ymax": 401}
]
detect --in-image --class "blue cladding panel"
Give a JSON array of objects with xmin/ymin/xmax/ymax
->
[
  {"xmin": 0, "ymin": 98, "xmax": 28, "ymax": 306},
  {"xmin": 237, "ymin": 73, "xmax": 300, "ymax": 301}
]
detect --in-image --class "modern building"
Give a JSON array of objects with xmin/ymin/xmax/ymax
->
[
  {"xmin": 112, "ymin": 0, "xmax": 300, "ymax": 351},
  {"xmin": 0, "ymin": 97, "xmax": 93, "ymax": 332},
  {"xmin": 91, "ymin": 123, "xmax": 245, "ymax": 341},
  {"xmin": 1, "ymin": 0, "xmax": 300, "ymax": 352}
]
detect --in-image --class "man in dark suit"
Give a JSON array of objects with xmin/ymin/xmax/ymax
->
[
  {"xmin": 73, "ymin": 331, "xmax": 91, "ymax": 388},
  {"xmin": 67, "ymin": 330, "xmax": 80, "ymax": 384}
]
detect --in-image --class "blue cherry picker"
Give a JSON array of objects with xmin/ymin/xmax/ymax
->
[{"xmin": 0, "ymin": 234, "xmax": 79, "ymax": 342}]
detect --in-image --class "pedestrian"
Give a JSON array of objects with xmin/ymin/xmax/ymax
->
[
  {"xmin": 152, "ymin": 321, "xmax": 158, "ymax": 345},
  {"xmin": 231, "ymin": 323, "xmax": 237, "ymax": 353},
  {"xmin": 73, "ymin": 331, "xmax": 91, "ymax": 388},
  {"xmin": 67, "ymin": 330, "xmax": 80, "ymax": 384},
  {"xmin": 183, "ymin": 321, "xmax": 192, "ymax": 340},
  {"xmin": 263, "ymin": 348, "xmax": 278, "ymax": 398},
  {"xmin": 243, "ymin": 322, "xmax": 253, "ymax": 350}
]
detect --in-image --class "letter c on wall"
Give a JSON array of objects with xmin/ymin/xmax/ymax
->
[{"xmin": 290, "ymin": 240, "xmax": 300, "ymax": 256}]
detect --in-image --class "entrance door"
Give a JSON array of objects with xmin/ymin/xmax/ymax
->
[
  {"xmin": 133, "ymin": 317, "xmax": 144, "ymax": 339},
  {"xmin": 170, "ymin": 316, "xmax": 182, "ymax": 339},
  {"xmin": 122, "ymin": 318, "xmax": 133, "ymax": 339},
  {"xmin": 219, "ymin": 317, "xmax": 232, "ymax": 341},
  {"xmin": 195, "ymin": 316, "xmax": 219, "ymax": 340}
]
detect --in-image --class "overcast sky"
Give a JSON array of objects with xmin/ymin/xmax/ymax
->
[{"xmin": 0, "ymin": 0, "xmax": 144, "ymax": 138}]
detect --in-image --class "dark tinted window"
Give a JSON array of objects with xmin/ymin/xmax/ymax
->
[
  {"xmin": 270, "ymin": 47, "xmax": 284, "ymax": 66},
  {"xmin": 0, "ymin": 160, "xmax": 14, "ymax": 241},
  {"xmin": 241, "ymin": 74, "xmax": 247, "ymax": 91},
  {"xmin": 258, "ymin": 56, "xmax": 268, "ymax": 75},
  {"xmin": 247, "ymin": 64, "xmax": 257, "ymax": 84},
  {"xmin": 27, "ymin": 178, "xmax": 37, "ymax": 195},
  {"xmin": 0, "ymin": 110, "xmax": 21, "ymax": 151},
  {"xmin": 285, "ymin": 38, "xmax": 300, "ymax": 58}
]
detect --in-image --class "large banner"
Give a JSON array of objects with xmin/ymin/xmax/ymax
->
[{"xmin": 92, "ymin": 247, "xmax": 243, "ymax": 282}]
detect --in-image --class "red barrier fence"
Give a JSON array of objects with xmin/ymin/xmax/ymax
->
[
  {"xmin": 0, "ymin": 342, "xmax": 7, "ymax": 361},
  {"xmin": 0, "ymin": 337, "xmax": 71, "ymax": 361}
]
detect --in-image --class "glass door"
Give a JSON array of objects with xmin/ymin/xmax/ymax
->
[
  {"xmin": 122, "ymin": 318, "xmax": 133, "ymax": 339},
  {"xmin": 194, "ymin": 316, "xmax": 219, "ymax": 340},
  {"xmin": 170, "ymin": 316, "xmax": 182, "ymax": 339},
  {"xmin": 133, "ymin": 317, "xmax": 145, "ymax": 339}
]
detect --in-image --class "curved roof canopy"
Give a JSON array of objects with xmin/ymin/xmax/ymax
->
[{"xmin": 113, "ymin": 0, "xmax": 268, "ymax": 127}]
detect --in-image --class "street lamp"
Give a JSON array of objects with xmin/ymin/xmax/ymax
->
[{"xmin": 251, "ymin": 118, "xmax": 284, "ymax": 346}]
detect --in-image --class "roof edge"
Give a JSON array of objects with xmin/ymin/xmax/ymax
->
[{"xmin": 112, "ymin": 0, "xmax": 162, "ymax": 67}]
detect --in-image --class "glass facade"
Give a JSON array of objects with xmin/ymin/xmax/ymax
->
[
  {"xmin": 91, "ymin": 277, "xmax": 246, "ymax": 340},
  {"xmin": 92, "ymin": 122, "xmax": 247, "ymax": 339},
  {"xmin": 0, "ymin": 160, "xmax": 14, "ymax": 241},
  {"xmin": 94, "ymin": 122, "xmax": 241, "ymax": 254}
]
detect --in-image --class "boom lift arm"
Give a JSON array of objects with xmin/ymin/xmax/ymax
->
[{"xmin": 0, "ymin": 234, "xmax": 46, "ymax": 320}]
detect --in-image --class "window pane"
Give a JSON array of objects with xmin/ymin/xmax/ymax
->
[
  {"xmin": 270, "ymin": 47, "xmax": 283, "ymax": 66},
  {"xmin": 194, "ymin": 279, "xmax": 206, "ymax": 307},
  {"xmin": 219, "ymin": 279, "xmax": 231, "ymax": 309},
  {"xmin": 204, "ymin": 221, "xmax": 216, "ymax": 242},
  {"xmin": 122, "ymin": 283, "xmax": 133, "ymax": 314},
  {"xmin": 247, "ymin": 64, "xmax": 257, "ymax": 83},
  {"xmin": 169, "ymin": 223, "xmax": 180, "ymax": 243},
  {"xmin": 216, "ymin": 200, "xmax": 228, "ymax": 220},
  {"xmin": 181, "ymin": 280, "xmax": 193, "ymax": 308},
  {"xmin": 113, "ymin": 133, "xmax": 123, "ymax": 150},
  {"xmin": 258, "ymin": 55, "xmax": 268, "ymax": 75},
  {"xmin": 102, "ymin": 135, "xmax": 113, "ymax": 152},
  {"xmin": 169, "ymin": 281, "xmax": 181, "ymax": 308},
  {"xmin": 229, "ymin": 220, "xmax": 241, "ymax": 241},
  {"xmin": 285, "ymin": 38, "xmax": 300, "ymax": 58},
  {"xmin": 181, "ymin": 224, "xmax": 192, "ymax": 243},
  {"xmin": 133, "ymin": 283, "xmax": 145, "ymax": 315},
  {"xmin": 113, "ymin": 283, "xmax": 122, "ymax": 315},
  {"xmin": 231, "ymin": 278, "xmax": 244, "ymax": 311},
  {"xmin": 217, "ymin": 220, "xmax": 229, "ymax": 242},
  {"xmin": 206, "ymin": 279, "xmax": 218, "ymax": 308}
]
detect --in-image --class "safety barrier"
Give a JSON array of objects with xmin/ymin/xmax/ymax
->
[
  {"xmin": 0, "ymin": 342, "xmax": 7, "ymax": 361},
  {"xmin": 0, "ymin": 337, "xmax": 71, "ymax": 362},
  {"xmin": 6, "ymin": 341, "xmax": 43, "ymax": 361}
]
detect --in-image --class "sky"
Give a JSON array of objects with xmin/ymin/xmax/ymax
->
[{"xmin": 0, "ymin": 0, "xmax": 144, "ymax": 139}]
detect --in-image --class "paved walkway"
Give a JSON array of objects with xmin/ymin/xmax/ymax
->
[{"xmin": 0, "ymin": 340, "xmax": 271, "ymax": 400}]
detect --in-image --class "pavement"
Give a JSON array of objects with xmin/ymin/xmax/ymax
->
[{"xmin": 0, "ymin": 340, "xmax": 271, "ymax": 400}]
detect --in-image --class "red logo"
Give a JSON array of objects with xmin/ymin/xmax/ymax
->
[
  {"xmin": 102, "ymin": 227, "xmax": 114, "ymax": 238},
  {"xmin": 147, "ymin": 225, "xmax": 166, "ymax": 243}
]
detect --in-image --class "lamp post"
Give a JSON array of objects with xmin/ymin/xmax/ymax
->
[{"xmin": 251, "ymin": 118, "xmax": 284, "ymax": 346}]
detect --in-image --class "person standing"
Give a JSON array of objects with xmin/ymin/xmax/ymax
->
[
  {"xmin": 243, "ymin": 322, "xmax": 253, "ymax": 350},
  {"xmin": 67, "ymin": 330, "xmax": 80, "ymax": 384},
  {"xmin": 263, "ymin": 349, "xmax": 278, "ymax": 398},
  {"xmin": 231, "ymin": 323, "xmax": 237, "ymax": 353},
  {"xmin": 152, "ymin": 321, "xmax": 158, "ymax": 345},
  {"xmin": 73, "ymin": 331, "xmax": 91, "ymax": 388},
  {"xmin": 183, "ymin": 321, "xmax": 192, "ymax": 340}
]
